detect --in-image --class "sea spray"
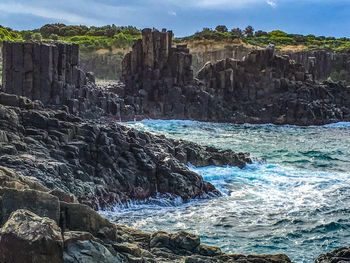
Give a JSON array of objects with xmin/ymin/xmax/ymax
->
[{"xmin": 103, "ymin": 120, "xmax": 350, "ymax": 263}]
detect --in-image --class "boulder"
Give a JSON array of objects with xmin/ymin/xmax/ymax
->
[
  {"xmin": 1, "ymin": 188, "xmax": 60, "ymax": 224},
  {"xmin": 150, "ymin": 231, "xmax": 200, "ymax": 254},
  {"xmin": 0, "ymin": 209, "xmax": 63, "ymax": 263},
  {"xmin": 60, "ymin": 202, "xmax": 116, "ymax": 241},
  {"xmin": 64, "ymin": 239, "xmax": 125, "ymax": 263}
]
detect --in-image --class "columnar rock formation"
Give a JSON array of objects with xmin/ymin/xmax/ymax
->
[
  {"xmin": 2, "ymin": 42, "xmax": 85, "ymax": 105},
  {"xmin": 190, "ymin": 43, "xmax": 254, "ymax": 74},
  {"xmin": 287, "ymin": 49, "xmax": 350, "ymax": 82},
  {"xmin": 122, "ymin": 28, "xmax": 193, "ymax": 89},
  {"xmin": 122, "ymin": 28, "xmax": 194, "ymax": 118},
  {"xmin": 2, "ymin": 41, "xmax": 133, "ymax": 120},
  {"xmin": 121, "ymin": 30, "xmax": 350, "ymax": 125},
  {"xmin": 3, "ymin": 38, "xmax": 350, "ymax": 125},
  {"xmin": 197, "ymin": 47, "xmax": 350, "ymax": 124}
]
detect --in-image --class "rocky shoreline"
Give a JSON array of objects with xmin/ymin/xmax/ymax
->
[
  {"xmin": 0, "ymin": 28, "xmax": 349, "ymax": 262},
  {"xmin": 0, "ymin": 93, "xmax": 294, "ymax": 263}
]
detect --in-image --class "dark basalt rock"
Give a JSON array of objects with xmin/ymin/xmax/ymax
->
[
  {"xmin": 0, "ymin": 92, "xmax": 250, "ymax": 209},
  {"xmin": 315, "ymin": 247, "xmax": 350, "ymax": 263},
  {"xmin": 1, "ymin": 188, "xmax": 60, "ymax": 224},
  {"xmin": 195, "ymin": 48, "xmax": 350, "ymax": 125},
  {"xmin": 4, "ymin": 35, "xmax": 350, "ymax": 126},
  {"xmin": 121, "ymin": 29, "xmax": 350, "ymax": 125},
  {"xmin": 0, "ymin": 167, "xmax": 293, "ymax": 263},
  {"xmin": 2, "ymin": 42, "xmax": 134, "ymax": 120},
  {"xmin": 287, "ymin": 49, "xmax": 350, "ymax": 83}
]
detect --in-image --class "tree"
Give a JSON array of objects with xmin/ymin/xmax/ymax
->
[
  {"xmin": 215, "ymin": 25, "xmax": 228, "ymax": 33},
  {"xmin": 231, "ymin": 28, "xmax": 242, "ymax": 38},
  {"xmin": 49, "ymin": 34, "xmax": 59, "ymax": 41},
  {"xmin": 255, "ymin": 30, "xmax": 268, "ymax": 37},
  {"xmin": 31, "ymin": 33, "xmax": 42, "ymax": 42},
  {"xmin": 22, "ymin": 31, "xmax": 32, "ymax": 41},
  {"xmin": 244, "ymin": 26, "xmax": 254, "ymax": 37},
  {"xmin": 40, "ymin": 24, "xmax": 62, "ymax": 38}
]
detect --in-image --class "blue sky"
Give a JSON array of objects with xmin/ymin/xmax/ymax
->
[{"xmin": 0, "ymin": 0, "xmax": 349, "ymax": 37}]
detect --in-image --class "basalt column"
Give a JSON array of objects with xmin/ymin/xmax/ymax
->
[
  {"xmin": 2, "ymin": 42, "xmax": 86, "ymax": 105},
  {"xmin": 122, "ymin": 28, "xmax": 193, "ymax": 118}
]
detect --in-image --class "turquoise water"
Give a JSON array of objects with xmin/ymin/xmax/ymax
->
[{"xmin": 102, "ymin": 120, "xmax": 350, "ymax": 263}]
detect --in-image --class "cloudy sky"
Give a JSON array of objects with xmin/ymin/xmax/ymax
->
[{"xmin": 0, "ymin": 0, "xmax": 349, "ymax": 37}]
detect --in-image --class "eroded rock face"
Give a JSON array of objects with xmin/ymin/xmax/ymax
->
[
  {"xmin": 0, "ymin": 92, "xmax": 250, "ymax": 209},
  {"xmin": 195, "ymin": 48, "xmax": 350, "ymax": 125},
  {"xmin": 1, "ymin": 188, "xmax": 60, "ymax": 224},
  {"xmin": 2, "ymin": 42, "xmax": 134, "ymax": 120},
  {"xmin": 0, "ymin": 209, "xmax": 63, "ymax": 263},
  {"xmin": 120, "ymin": 29, "xmax": 350, "ymax": 125},
  {"xmin": 287, "ymin": 49, "xmax": 350, "ymax": 83},
  {"xmin": 64, "ymin": 239, "xmax": 126, "ymax": 263}
]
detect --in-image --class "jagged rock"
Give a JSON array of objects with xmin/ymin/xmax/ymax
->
[
  {"xmin": 0, "ymin": 209, "xmax": 63, "ymax": 263},
  {"xmin": 2, "ymin": 42, "xmax": 130, "ymax": 120},
  {"xmin": 150, "ymin": 231, "xmax": 200, "ymax": 254},
  {"xmin": 287, "ymin": 49, "xmax": 350, "ymax": 83},
  {"xmin": 0, "ymin": 93, "xmax": 250, "ymax": 209},
  {"xmin": 119, "ymin": 28, "xmax": 350, "ymax": 125},
  {"xmin": 1, "ymin": 188, "xmax": 60, "ymax": 224},
  {"xmin": 0, "ymin": 166, "xmax": 49, "ymax": 192},
  {"xmin": 171, "ymin": 231, "xmax": 201, "ymax": 252},
  {"xmin": 195, "ymin": 244, "xmax": 222, "ymax": 256},
  {"xmin": 60, "ymin": 202, "xmax": 116, "ymax": 241},
  {"xmin": 315, "ymin": 247, "xmax": 350, "ymax": 263},
  {"xmin": 50, "ymin": 188, "xmax": 78, "ymax": 203},
  {"xmin": 64, "ymin": 239, "xmax": 125, "ymax": 263}
]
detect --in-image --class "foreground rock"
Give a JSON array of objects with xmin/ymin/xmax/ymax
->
[
  {"xmin": 0, "ymin": 92, "xmax": 250, "ymax": 209},
  {"xmin": 0, "ymin": 167, "xmax": 293, "ymax": 263},
  {"xmin": 0, "ymin": 209, "xmax": 63, "ymax": 263},
  {"xmin": 315, "ymin": 247, "xmax": 350, "ymax": 263}
]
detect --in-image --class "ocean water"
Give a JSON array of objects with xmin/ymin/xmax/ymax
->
[{"xmin": 101, "ymin": 120, "xmax": 350, "ymax": 263}]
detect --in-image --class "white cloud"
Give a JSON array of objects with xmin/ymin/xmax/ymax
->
[
  {"xmin": 0, "ymin": 2, "xmax": 99, "ymax": 24},
  {"xmin": 164, "ymin": 0, "xmax": 278, "ymax": 9},
  {"xmin": 266, "ymin": 0, "xmax": 277, "ymax": 8},
  {"xmin": 0, "ymin": 0, "xmax": 136, "ymax": 26},
  {"xmin": 168, "ymin": 10, "xmax": 177, "ymax": 16}
]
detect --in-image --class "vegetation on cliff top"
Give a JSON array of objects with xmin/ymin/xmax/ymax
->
[
  {"xmin": 182, "ymin": 26, "xmax": 350, "ymax": 52},
  {"xmin": 1, "ymin": 24, "xmax": 350, "ymax": 52},
  {"xmin": 0, "ymin": 24, "xmax": 141, "ymax": 51}
]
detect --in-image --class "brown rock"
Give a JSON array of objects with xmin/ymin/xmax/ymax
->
[
  {"xmin": 1, "ymin": 188, "xmax": 60, "ymax": 224},
  {"xmin": 0, "ymin": 209, "xmax": 63, "ymax": 263}
]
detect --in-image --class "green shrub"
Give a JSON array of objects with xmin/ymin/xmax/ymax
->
[{"xmin": 31, "ymin": 33, "xmax": 42, "ymax": 42}]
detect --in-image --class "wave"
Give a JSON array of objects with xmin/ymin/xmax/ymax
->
[
  {"xmin": 114, "ymin": 119, "xmax": 350, "ymax": 263},
  {"xmin": 323, "ymin": 122, "xmax": 350, "ymax": 128}
]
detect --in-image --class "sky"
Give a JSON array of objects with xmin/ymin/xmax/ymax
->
[{"xmin": 0, "ymin": 0, "xmax": 349, "ymax": 37}]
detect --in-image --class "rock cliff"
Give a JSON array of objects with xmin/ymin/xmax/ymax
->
[
  {"xmin": 196, "ymin": 48, "xmax": 350, "ymax": 125},
  {"xmin": 0, "ymin": 32, "xmax": 348, "ymax": 262},
  {"xmin": 121, "ymin": 29, "xmax": 350, "ymax": 125},
  {"xmin": 286, "ymin": 49, "xmax": 350, "ymax": 82}
]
